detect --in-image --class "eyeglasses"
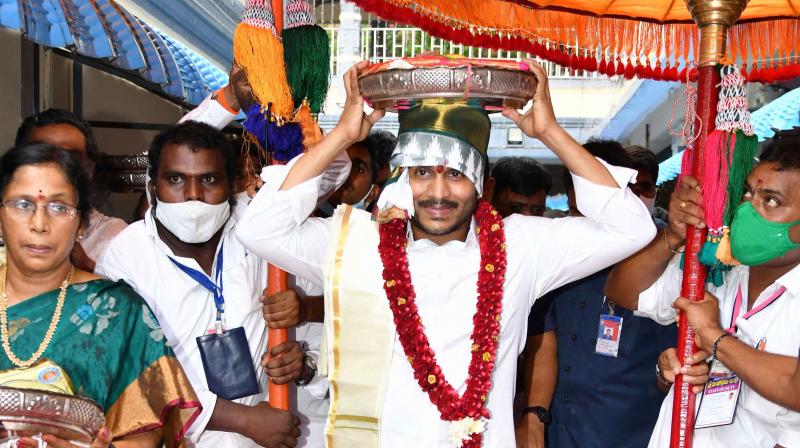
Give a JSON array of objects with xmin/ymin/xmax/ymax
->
[{"xmin": 0, "ymin": 199, "xmax": 79, "ymax": 222}]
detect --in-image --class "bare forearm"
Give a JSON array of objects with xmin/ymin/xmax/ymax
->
[
  {"xmin": 539, "ymin": 127, "xmax": 617, "ymax": 189},
  {"xmin": 716, "ymin": 336, "xmax": 800, "ymax": 411},
  {"xmin": 605, "ymin": 228, "xmax": 680, "ymax": 309},
  {"xmin": 525, "ymin": 332, "xmax": 557, "ymax": 408},
  {"xmin": 206, "ymin": 398, "xmax": 248, "ymax": 434},
  {"xmin": 304, "ymin": 295, "xmax": 325, "ymax": 323}
]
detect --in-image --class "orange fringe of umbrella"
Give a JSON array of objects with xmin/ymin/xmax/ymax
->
[{"xmin": 352, "ymin": 0, "xmax": 800, "ymax": 83}]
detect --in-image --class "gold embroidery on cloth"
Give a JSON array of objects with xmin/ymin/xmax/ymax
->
[
  {"xmin": 105, "ymin": 356, "xmax": 200, "ymax": 448},
  {"xmin": 326, "ymin": 205, "xmax": 353, "ymax": 447}
]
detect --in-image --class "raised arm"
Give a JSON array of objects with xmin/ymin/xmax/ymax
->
[
  {"xmin": 235, "ymin": 62, "xmax": 384, "ymax": 286},
  {"xmin": 280, "ymin": 61, "xmax": 385, "ymax": 191},
  {"xmin": 605, "ymin": 175, "xmax": 706, "ymax": 309},
  {"xmin": 180, "ymin": 65, "xmax": 246, "ymax": 129},
  {"xmin": 502, "ymin": 62, "xmax": 655, "ymax": 299},
  {"xmin": 503, "ymin": 60, "xmax": 616, "ymax": 189}
]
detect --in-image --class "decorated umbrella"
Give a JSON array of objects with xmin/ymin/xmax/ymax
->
[
  {"xmin": 352, "ymin": 0, "xmax": 800, "ymax": 82},
  {"xmin": 347, "ymin": 1, "xmax": 799, "ymax": 447}
]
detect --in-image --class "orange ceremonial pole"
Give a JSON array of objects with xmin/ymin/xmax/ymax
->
[
  {"xmin": 670, "ymin": 1, "xmax": 746, "ymax": 447},
  {"xmin": 267, "ymin": 264, "xmax": 289, "ymax": 409},
  {"xmin": 267, "ymin": 0, "xmax": 289, "ymax": 411}
]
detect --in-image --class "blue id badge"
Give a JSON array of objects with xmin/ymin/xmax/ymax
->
[{"xmin": 595, "ymin": 314, "xmax": 623, "ymax": 357}]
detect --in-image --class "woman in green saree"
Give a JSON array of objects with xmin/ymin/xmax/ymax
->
[{"xmin": 0, "ymin": 143, "xmax": 200, "ymax": 447}]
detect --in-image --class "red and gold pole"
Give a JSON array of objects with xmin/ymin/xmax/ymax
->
[
  {"xmin": 267, "ymin": 0, "xmax": 289, "ymax": 412},
  {"xmin": 670, "ymin": 1, "xmax": 747, "ymax": 446}
]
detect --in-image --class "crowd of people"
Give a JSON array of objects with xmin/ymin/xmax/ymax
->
[{"xmin": 0, "ymin": 58, "xmax": 798, "ymax": 448}]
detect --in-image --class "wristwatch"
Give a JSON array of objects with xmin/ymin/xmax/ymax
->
[
  {"xmin": 656, "ymin": 363, "xmax": 673, "ymax": 386},
  {"xmin": 295, "ymin": 351, "xmax": 318, "ymax": 386},
  {"xmin": 523, "ymin": 406, "xmax": 551, "ymax": 425}
]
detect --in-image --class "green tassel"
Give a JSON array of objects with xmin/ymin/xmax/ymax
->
[
  {"xmin": 698, "ymin": 238, "xmax": 720, "ymax": 266},
  {"xmin": 722, "ymin": 130, "xmax": 758, "ymax": 226},
  {"xmin": 680, "ymin": 235, "xmax": 731, "ymax": 287},
  {"xmin": 282, "ymin": 25, "xmax": 331, "ymax": 114},
  {"xmin": 706, "ymin": 265, "xmax": 728, "ymax": 287},
  {"xmin": 699, "ymin": 130, "xmax": 755, "ymax": 287}
]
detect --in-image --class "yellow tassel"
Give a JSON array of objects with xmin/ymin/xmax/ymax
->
[
  {"xmin": 715, "ymin": 228, "xmax": 740, "ymax": 266},
  {"xmin": 293, "ymin": 99, "xmax": 323, "ymax": 149},
  {"xmin": 233, "ymin": 22, "xmax": 294, "ymax": 119}
]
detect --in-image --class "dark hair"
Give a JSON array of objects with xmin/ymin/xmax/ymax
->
[
  {"xmin": 0, "ymin": 143, "xmax": 92, "ymax": 228},
  {"xmin": 350, "ymin": 141, "xmax": 380, "ymax": 185},
  {"xmin": 15, "ymin": 108, "xmax": 99, "ymax": 162},
  {"xmin": 147, "ymin": 121, "xmax": 237, "ymax": 189},
  {"xmin": 625, "ymin": 145, "xmax": 659, "ymax": 180},
  {"xmin": 759, "ymin": 128, "xmax": 800, "ymax": 170},
  {"xmin": 563, "ymin": 138, "xmax": 634, "ymax": 191},
  {"xmin": 490, "ymin": 157, "xmax": 552, "ymax": 200},
  {"xmin": 362, "ymin": 130, "xmax": 397, "ymax": 171}
]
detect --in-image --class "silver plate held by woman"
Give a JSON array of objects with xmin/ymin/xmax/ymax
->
[
  {"xmin": 358, "ymin": 65, "xmax": 537, "ymax": 111},
  {"xmin": 0, "ymin": 387, "xmax": 104, "ymax": 443}
]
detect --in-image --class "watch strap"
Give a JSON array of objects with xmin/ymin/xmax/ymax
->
[
  {"xmin": 523, "ymin": 405, "xmax": 551, "ymax": 424},
  {"xmin": 295, "ymin": 352, "xmax": 317, "ymax": 386}
]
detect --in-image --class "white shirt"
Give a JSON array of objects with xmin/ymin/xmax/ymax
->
[
  {"xmin": 235, "ymin": 156, "xmax": 656, "ymax": 447},
  {"xmin": 172, "ymin": 95, "xmax": 340, "ymax": 447},
  {"xmin": 637, "ymin": 256, "xmax": 800, "ymax": 447},
  {"xmin": 96, "ymin": 213, "xmax": 268, "ymax": 447},
  {"xmin": 237, "ymin": 192, "xmax": 328, "ymax": 448},
  {"xmin": 80, "ymin": 209, "xmax": 128, "ymax": 263}
]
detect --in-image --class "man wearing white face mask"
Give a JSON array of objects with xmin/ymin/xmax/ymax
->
[
  {"xmin": 96, "ymin": 122, "xmax": 348, "ymax": 447},
  {"xmin": 316, "ymin": 140, "xmax": 380, "ymax": 217}
]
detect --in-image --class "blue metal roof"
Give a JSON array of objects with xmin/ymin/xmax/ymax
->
[
  {"xmin": 0, "ymin": 0, "xmax": 228, "ymax": 105},
  {"xmin": 657, "ymin": 149, "xmax": 685, "ymax": 185},
  {"xmin": 751, "ymin": 87, "xmax": 800, "ymax": 141},
  {"xmin": 657, "ymin": 86, "xmax": 800, "ymax": 185}
]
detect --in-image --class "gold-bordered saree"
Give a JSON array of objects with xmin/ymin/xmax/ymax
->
[{"xmin": 0, "ymin": 279, "xmax": 201, "ymax": 446}]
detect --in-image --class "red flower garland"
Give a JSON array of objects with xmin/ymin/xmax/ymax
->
[{"xmin": 378, "ymin": 200, "xmax": 507, "ymax": 447}]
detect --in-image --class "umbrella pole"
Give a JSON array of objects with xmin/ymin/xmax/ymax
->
[
  {"xmin": 670, "ymin": 2, "xmax": 746, "ymax": 446},
  {"xmin": 267, "ymin": 264, "xmax": 290, "ymax": 409},
  {"xmin": 669, "ymin": 63, "xmax": 716, "ymax": 448},
  {"xmin": 267, "ymin": 0, "xmax": 290, "ymax": 412}
]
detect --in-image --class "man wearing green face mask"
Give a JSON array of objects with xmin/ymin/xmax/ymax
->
[{"xmin": 605, "ymin": 130, "xmax": 800, "ymax": 447}]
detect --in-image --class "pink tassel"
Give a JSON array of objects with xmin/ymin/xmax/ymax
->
[
  {"xmin": 676, "ymin": 142, "xmax": 694, "ymax": 188},
  {"xmin": 701, "ymin": 130, "xmax": 735, "ymax": 231}
]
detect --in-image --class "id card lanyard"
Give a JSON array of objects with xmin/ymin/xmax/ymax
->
[
  {"xmin": 595, "ymin": 296, "xmax": 623, "ymax": 357},
  {"xmin": 170, "ymin": 244, "xmax": 226, "ymax": 334},
  {"xmin": 726, "ymin": 285, "xmax": 786, "ymax": 334},
  {"xmin": 696, "ymin": 283, "xmax": 786, "ymax": 428}
]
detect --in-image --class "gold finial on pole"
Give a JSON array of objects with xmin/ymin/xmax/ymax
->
[{"xmin": 685, "ymin": 0, "xmax": 749, "ymax": 65}]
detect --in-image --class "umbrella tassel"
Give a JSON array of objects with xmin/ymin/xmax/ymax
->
[{"xmin": 234, "ymin": 22, "xmax": 294, "ymax": 119}]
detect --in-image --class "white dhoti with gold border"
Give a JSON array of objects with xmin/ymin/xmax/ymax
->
[{"xmin": 321, "ymin": 205, "xmax": 396, "ymax": 447}]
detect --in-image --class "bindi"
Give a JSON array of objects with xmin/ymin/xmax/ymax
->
[
  {"xmin": 37, "ymin": 191, "xmax": 45, "ymax": 201},
  {"xmin": 435, "ymin": 165, "xmax": 445, "ymax": 174}
]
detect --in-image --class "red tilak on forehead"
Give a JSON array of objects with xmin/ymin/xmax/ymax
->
[
  {"xmin": 37, "ymin": 191, "xmax": 45, "ymax": 201},
  {"xmin": 435, "ymin": 165, "xmax": 445, "ymax": 174}
]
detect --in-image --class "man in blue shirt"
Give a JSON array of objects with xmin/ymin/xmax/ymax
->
[{"xmin": 525, "ymin": 140, "xmax": 676, "ymax": 448}]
